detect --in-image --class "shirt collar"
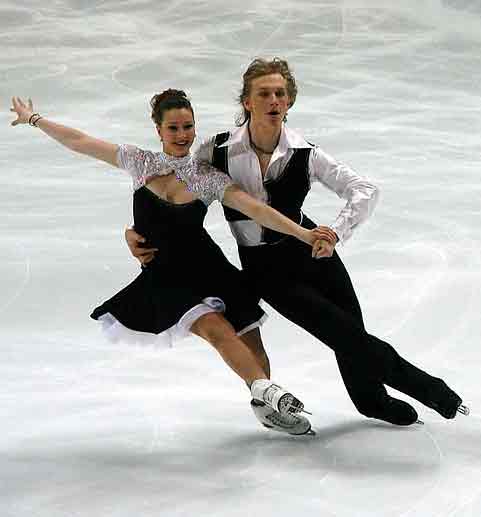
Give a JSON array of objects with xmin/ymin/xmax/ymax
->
[
  {"xmin": 218, "ymin": 124, "xmax": 249, "ymax": 148},
  {"xmin": 218, "ymin": 123, "xmax": 312, "ymax": 154}
]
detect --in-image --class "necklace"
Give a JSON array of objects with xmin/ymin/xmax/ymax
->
[{"xmin": 248, "ymin": 126, "xmax": 279, "ymax": 155}]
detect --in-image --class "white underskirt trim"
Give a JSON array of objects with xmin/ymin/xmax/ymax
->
[
  {"xmin": 95, "ymin": 296, "xmax": 266, "ymax": 348},
  {"xmin": 176, "ymin": 296, "xmax": 226, "ymax": 338}
]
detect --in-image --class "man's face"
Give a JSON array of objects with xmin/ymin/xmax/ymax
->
[{"xmin": 243, "ymin": 73, "xmax": 291, "ymax": 127}]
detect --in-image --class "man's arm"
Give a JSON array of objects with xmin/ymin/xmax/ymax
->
[{"xmin": 309, "ymin": 146, "xmax": 380, "ymax": 244}]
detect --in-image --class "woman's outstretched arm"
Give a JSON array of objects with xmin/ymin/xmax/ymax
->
[
  {"xmin": 10, "ymin": 96, "xmax": 119, "ymax": 167},
  {"xmin": 222, "ymin": 184, "xmax": 337, "ymax": 257}
]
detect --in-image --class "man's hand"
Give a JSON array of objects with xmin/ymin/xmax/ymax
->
[
  {"xmin": 125, "ymin": 227, "xmax": 157, "ymax": 265},
  {"xmin": 314, "ymin": 226, "xmax": 337, "ymax": 244}
]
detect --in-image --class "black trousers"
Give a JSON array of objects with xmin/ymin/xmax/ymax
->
[{"xmin": 238, "ymin": 218, "xmax": 439, "ymax": 417}]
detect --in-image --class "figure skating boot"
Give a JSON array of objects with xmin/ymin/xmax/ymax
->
[
  {"xmin": 250, "ymin": 400, "xmax": 314, "ymax": 435},
  {"xmin": 423, "ymin": 378, "xmax": 470, "ymax": 419},
  {"xmin": 367, "ymin": 395, "xmax": 420, "ymax": 426},
  {"xmin": 250, "ymin": 379, "xmax": 307, "ymax": 415},
  {"xmin": 387, "ymin": 358, "xmax": 470, "ymax": 420}
]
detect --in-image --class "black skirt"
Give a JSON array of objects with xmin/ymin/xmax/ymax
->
[{"xmin": 91, "ymin": 188, "xmax": 265, "ymax": 341}]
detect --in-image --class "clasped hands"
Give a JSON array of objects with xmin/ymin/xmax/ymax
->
[{"xmin": 309, "ymin": 226, "xmax": 337, "ymax": 259}]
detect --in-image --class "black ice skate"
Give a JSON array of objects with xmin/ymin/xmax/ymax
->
[
  {"xmin": 367, "ymin": 396, "xmax": 419, "ymax": 426},
  {"xmin": 423, "ymin": 379, "xmax": 470, "ymax": 419}
]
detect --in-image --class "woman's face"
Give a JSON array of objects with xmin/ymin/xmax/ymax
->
[
  {"xmin": 157, "ymin": 108, "xmax": 195, "ymax": 157},
  {"xmin": 243, "ymin": 73, "xmax": 291, "ymax": 128}
]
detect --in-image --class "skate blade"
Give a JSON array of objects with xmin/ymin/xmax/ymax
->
[
  {"xmin": 290, "ymin": 427, "xmax": 316, "ymax": 437},
  {"xmin": 457, "ymin": 404, "xmax": 470, "ymax": 416},
  {"xmin": 289, "ymin": 399, "xmax": 313, "ymax": 416},
  {"xmin": 282, "ymin": 396, "xmax": 313, "ymax": 417},
  {"xmin": 282, "ymin": 395, "xmax": 307, "ymax": 415}
]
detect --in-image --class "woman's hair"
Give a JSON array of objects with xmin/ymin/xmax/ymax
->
[
  {"xmin": 150, "ymin": 89, "xmax": 194, "ymax": 125},
  {"xmin": 236, "ymin": 57, "xmax": 298, "ymax": 126}
]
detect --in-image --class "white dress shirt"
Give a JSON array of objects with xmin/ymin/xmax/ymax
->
[{"xmin": 194, "ymin": 123, "xmax": 379, "ymax": 246}]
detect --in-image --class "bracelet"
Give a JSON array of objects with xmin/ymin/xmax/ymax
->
[
  {"xmin": 28, "ymin": 113, "xmax": 39, "ymax": 125},
  {"xmin": 30, "ymin": 114, "xmax": 43, "ymax": 127},
  {"xmin": 28, "ymin": 113, "xmax": 43, "ymax": 127}
]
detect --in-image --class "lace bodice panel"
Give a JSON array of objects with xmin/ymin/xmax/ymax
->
[{"xmin": 117, "ymin": 144, "xmax": 233, "ymax": 206}]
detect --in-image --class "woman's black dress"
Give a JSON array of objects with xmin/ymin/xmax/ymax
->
[{"xmin": 90, "ymin": 145, "xmax": 265, "ymax": 343}]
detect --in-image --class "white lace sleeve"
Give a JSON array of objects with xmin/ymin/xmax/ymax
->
[
  {"xmin": 117, "ymin": 144, "xmax": 233, "ymax": 203},
  {"xmin": 176, "ymin": 159, "xmax": 234, "ymax": 206},
  {"xmin": 117, "ymin": 144, "xmax": 173, "ymax": 190}
]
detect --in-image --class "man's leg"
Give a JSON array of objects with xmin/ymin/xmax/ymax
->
[
  {"xmin": 258, "ymin": 278, "xmax": 418, "ymax": 423},
  {"xmin": 239, "ymin": 243, "xmax": 405, "ymax": 420},
  {"xmin": 255, "ymin": 250, "xmax": 463, "ymax": 421},
  {"xmin": 297, "ymin": 250, "xmax": 465, "ymax": 419},
  {"xmin": 303, "ymin": 251, "xmax": 395, "ymax": 419}
]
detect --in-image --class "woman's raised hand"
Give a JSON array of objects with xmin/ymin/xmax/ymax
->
[
  {"xmin": 312, "ymin": 238, "xmax": 335, "ymax": 259},
  {"xmin": 10, "ymin": 96, "xmax": 34, "ymax": 126}
]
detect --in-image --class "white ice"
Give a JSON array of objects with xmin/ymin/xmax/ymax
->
[{"xmin": 1, "ymin": 1, "xmax": 480, "ymax": 516}]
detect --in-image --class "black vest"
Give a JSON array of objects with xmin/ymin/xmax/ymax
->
[{"xmin": 212, "ymin": 131, "xmax": 313, "ymax": 244}]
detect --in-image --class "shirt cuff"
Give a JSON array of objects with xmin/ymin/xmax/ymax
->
[{"xmin": 330, "ymin": 219, "xmax": 350, "ymax": 245}]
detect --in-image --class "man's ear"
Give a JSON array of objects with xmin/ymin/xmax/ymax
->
[{"xmin": 243, "ymin": 98, "xmax": 251, "ymax": 113}]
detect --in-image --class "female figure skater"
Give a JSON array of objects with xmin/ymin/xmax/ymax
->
[
  {"xmin": 127, "ymin": 59, "xmax": 469, "ymax": 429},
  {"xmin": 10, "ymin": 90, "xmax": 334, "ymax": 434}
]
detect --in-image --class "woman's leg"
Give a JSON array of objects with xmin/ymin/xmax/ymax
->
[
  {"xmin": 238, "ymin": 328, "xmax": 313, "ymax": 434},
  {"xmin": 239, "ymin": 328, "xmax": 271, "ymax": 379},
  {"xmin": 190, "ymin": 312, "xmax": 308, "ymax": 417},
  {"xmin": 190, "ymin": 312, "xmax": 268, "ymax": 385}
]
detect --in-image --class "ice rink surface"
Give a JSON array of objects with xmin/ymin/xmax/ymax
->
[{"xmin": 1, "ymin": 0, "xmax": 481, "ymax": 515}]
